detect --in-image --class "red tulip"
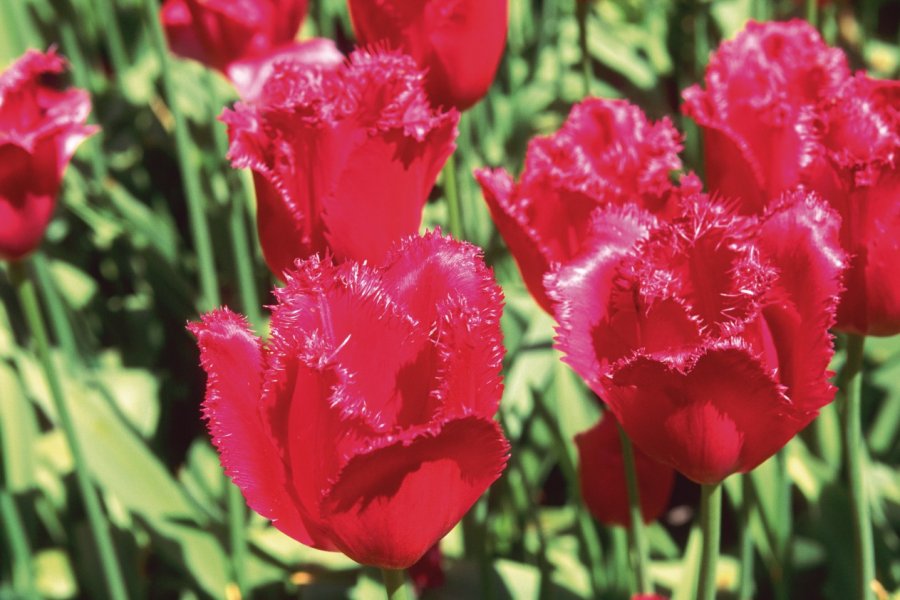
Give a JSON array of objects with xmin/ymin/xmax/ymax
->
[
  {"xmin": 223, "ymin": 49, "xmax": 459, "ymax": 279},
  {"xmin": 407, "ymin": 544, "xmax": 446, "ymax": 593},
  {"xmin": 160, "ymin": 0, "xmax": 341, "ymax": 98},
  {"xmin": 682, "ymin": 19, "xmax": 850, "ymax": 212},
  {"xmin": 575, "ymin": 415, "xmax": 674, "ymax": 527},
  {"xmin": 347, "ymin": 0, "xmax": 508, "ymax": 110},
  {"xmin": 0, "ymin": 49, "xmax": 97, "ymax": 261},
  {"xmin": 476, "ymin": 98, "xmax": 698, "ymax": 313},
  {"xmin": 549, "ymin": 191, "xmax": 845, "ymax": 484},
  {"xmin": 189, "ymin": 231, "xmax": 509, "ymax": 568},
  {"xmin": 801, "ymin": 75, "xmax": 900, "ymax": 336}
]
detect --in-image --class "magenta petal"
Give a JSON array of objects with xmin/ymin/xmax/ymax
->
[
  {"xmin": 322, "ymin": 417, "xmax": 509, "ymax": 569},
  {"xmin": 475, "ymin": 167, "xmax": 556, "ymax": 312},
  {"xmin": 548, "ymin": 204, "xmax": 657, "ymax": 389},
  {"xmin": 188, "ymin": 309, "xmax": 315, "ymax": 545},
  {"xmin": 608, "ymin": 345, "xmax": 806, "ymax": 485},
  {"xmin": 756, "ymin": 189, "xmax": 845, "ymax": 410}
]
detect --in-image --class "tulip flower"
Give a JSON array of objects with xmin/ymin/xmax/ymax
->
[
  {"xmin": 0, "ymin": 49, "xmax": 97, "ymax": 261},
  {"xmin": 576, "ymin": 415, "xmax": 674, "ymax": 527},
  {"xmin": 160, "ymin": 0, "xmax": 342, "ymax": 98},
  {"xmin": 348, "ymin": 0, "xmax": 508, "ymax": 110},
  {"xmin": 223, "ymin": 49, "xmax": 459, "ymax": 280},
  {"xmin": 682, "ymin": 19, "xmax": 850, "ymax": 212},
  {"xmin": 801, "ymin": 75, "xmax": 900, "ymax": 336},
  {"xmin": 549, "ymin": 191, "xmax": 845, "ymax": 484},
  {"xmin": 190, "ymin": 231, "xmax": 509, "ymax": 569},
  {"xmin": 476, "ymin": 97, "xmax": 698, "ymax": 313}
]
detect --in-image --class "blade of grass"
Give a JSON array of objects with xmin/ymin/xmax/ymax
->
[
  {"xmin": 8, "ymin": 260, "xmax": 128, "ymax": 600},
  {"xmin": 143, "ymin": 0, "xmax": 221, "ymax": 313},
  {"xmin": 617, "ymin": 423, "xmax": 652, "ymax": 595}
]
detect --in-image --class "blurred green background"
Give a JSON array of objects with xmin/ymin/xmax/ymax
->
[{"xmin": 1, "ymin": 0, "xmax": 898, "ymax": 598}]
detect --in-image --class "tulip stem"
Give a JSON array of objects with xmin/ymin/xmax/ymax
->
[
  {"xmin": 698, "ymin": 482, "xmax": 722, "ymax": 600},
  {"xmin": 616, "ymin": 423, "xmax": 652, "ymax": 595},
  {"xmin": 576, "ymin": 0, "xmax": 592, "ymax": 96},
  {"xmin": 806, "ymin": 0, "xmax": 819, "ymax": 30},
  {"xmin": 8, "ymin": 261, "xmax": 128, "ymax": 600},
  {"xmin": 380, "ymin": 568, "xmax": 411, "ymax": 600},
  {"xmin": 207, "ymin": 72, "xmax": 263, "ymax": 331},
  {"xmin": 841, "ymin": 333, "xmax": 874, "ymax": 600},
  {"xmin": 738, "ymin": 475, "xmax": 755, "ymax": 600},
  {"xmin": 0, "ymin": 490, "xmax": 38, "ymax": 600},
  {"xmin": 444, "ymin": 152, "xmax": 464, "ymax": 240},
  {"xmin": 144, "ymin": 0, "xmax": 221, "ymax": 313}
]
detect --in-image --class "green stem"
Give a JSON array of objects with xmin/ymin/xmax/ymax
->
[
  {"xmin": 738, "ymin": 476, "xmax": 754, "ymax": 600},
  {"xmin": 380, "ymin": 568, "xmax": 411, "ymax": 600},
  {"xmin": 144, "ymin": 0, "xmax": 221, "ymax": 313},
  {"xmin": 617, "ymin": 423, "xmax": 652, "ymax": 594},
  {"xmin": 91, "ymin": 0, "xmax": 130, "ymax": 76},
  {"xmin": 806, "ymin": 0, "xmax": 819, "ymax": 30},
  {"xmin": 576, "ymin": 0, "xmax": 592, "ymax": 96},
  {"xmin": 32, "ymin": 253, "xmax": 78, "ymax": 364},
  {"xmin": 9, "ymin": 261, "xmax": 128, "ymax": 600},
  {"xmin": 207, "ymin": 74, "xmax": 263, "ymax": 331},
  {"xmin": 698, "ymin": 482, "xmax": 722, "ymax": 600},
  {"xmin": 204, "ymin": 67, "xmax": 252, "ymax": 598},
  {"xmin": 841, "ymin": 334, "xmax": 874, "ymax": 600},
  {"xmin": 0, "ymin": 490, "xmax": 38, "ymax": 600},
  {"xmin": 444, "ymin": 152, "xmax": 463, "ymax": 240},
  {"xmin": 775, "ymin": 451, "xmax": 792, "ymax": 600}
]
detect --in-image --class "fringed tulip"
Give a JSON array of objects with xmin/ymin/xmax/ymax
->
[
  {"xmin": 802, "ymin": 75, "xmax": 900, "ymax": 336},
  {"xmin": 476, "ymin": 97, "xmax": 698, "ymax": 313},
  {"xmin": 190, "ymin": 231, "xmax": 509, "ymax": 569},
  {"xmin": 549, "ymin": 192, "xmax": 845, "ymax": 484},
  {"xmin": 223, "ymin": 50, "xmax": 459, "ymax": 279},
  {"xmin": 682, "ymin": 19, "xmax": 850, "ymax": 211},
  {"xmin": 576, "ymin": 414, "xmax": 674, "ymax": 527},
  {"xmin": 160, "ymin": 0, "xmax": 341, "ymax": 98},
  {"xmin": 348, "ymin": 0, "xmax": 508, "ymax": 110},
  {"xmin": 0, "ymin": 49, "xmax": 97, "ymax": 261}
]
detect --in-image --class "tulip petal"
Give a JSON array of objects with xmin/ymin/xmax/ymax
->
[
  {"xmin": 322, "ymin": 417, "xmax": 509, "ymax": 569},
  {"xmin": 757, "ymin": 189, "xmax": 845, "ymax": 410},
  {"xmin": 475, "ymin": 167, "xmax": 556, "ymax": 312},
  {"xmin": 607, "ymin": 345, "xmax": 806, "ymax": 485},
  {"xmin": 548, "ymin": 204, "xmax": 661, "ymax": 387},
  {"xmin": 189, "ymin": 309, "xmax": 314, "ymax": 545}
]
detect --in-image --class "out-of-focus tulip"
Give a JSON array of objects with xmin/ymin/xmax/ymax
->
[
  {"xmin": 348, "ymin": 0, "xmax": 508, "ymax": 110},
  {"xmin": 0, "ymin": 49, "xmax": 97, "ymax": 261}
]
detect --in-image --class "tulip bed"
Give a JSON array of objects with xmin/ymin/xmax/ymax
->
[{"xmin": 1, "ymin": 0, "xmax": 899, "ymax": 599}]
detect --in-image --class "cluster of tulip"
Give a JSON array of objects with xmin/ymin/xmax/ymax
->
[{"xmin": 1, "ymin": 1, "xmax": 896, "ymax": 598}]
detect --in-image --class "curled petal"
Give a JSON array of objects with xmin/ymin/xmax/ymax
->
[
  {"xmin": 188, "ymin": 309, "xmax": 315, "ymax": 545},
  {"xmin": 607, "ymin": 345, "xmax": 807, "ymax": 485},
  {"xmin": 322, "ymin": 417, "xmax": 509, "ymax": 569},
  {"xmin": 757, "ymin": 189, "xmax": 845, "ymax": 410},
  {"xmin": 548, "ymin": 204, "xmax": 659, "ymax": 388}
]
